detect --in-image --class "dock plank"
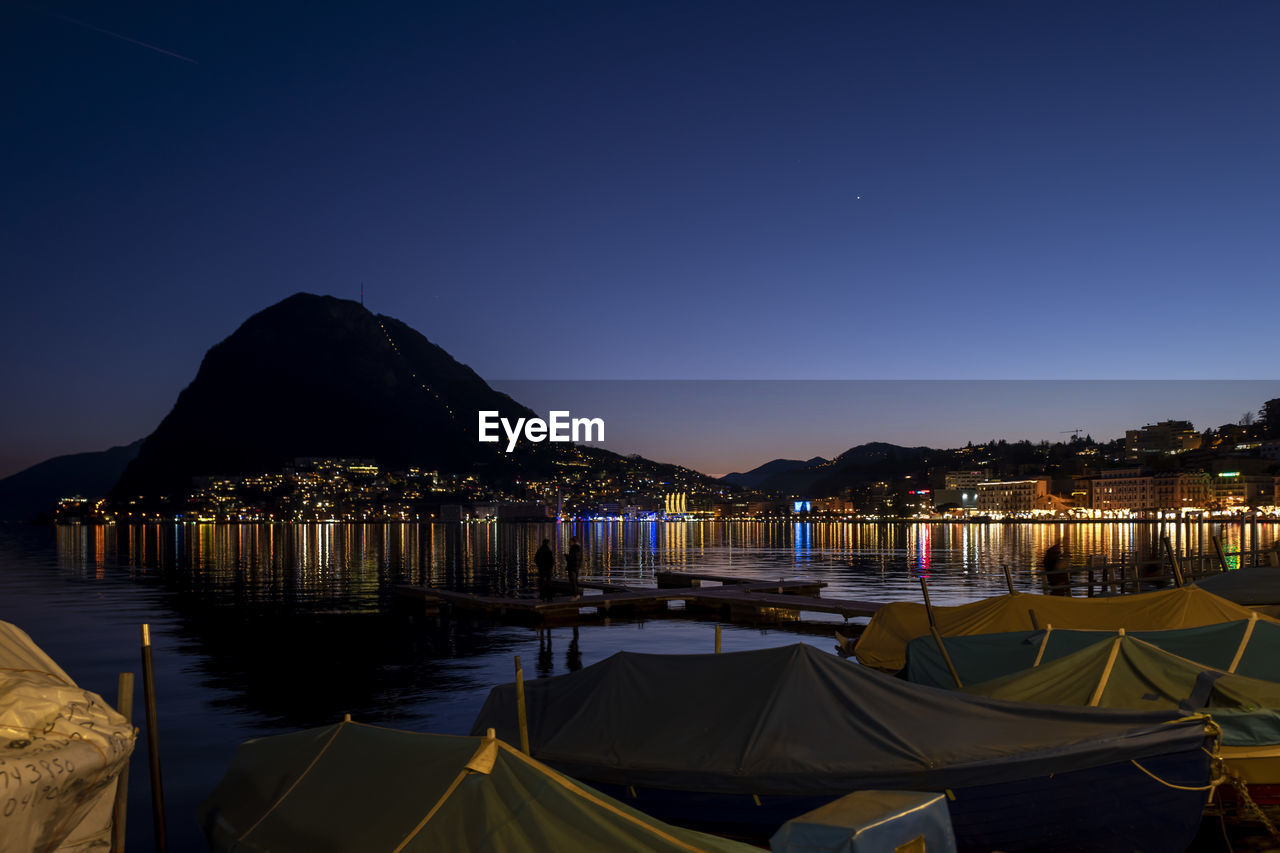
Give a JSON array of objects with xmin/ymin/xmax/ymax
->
[
  {"xmin": 393, "ymin": 582, "xmax": 879, "ymax": 624},
  {"xmin": 689, "ymin": 587, "xmax": 880, "ymax": 618}
]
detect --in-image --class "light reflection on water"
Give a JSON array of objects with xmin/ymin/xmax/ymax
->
[
  {"xmin": 50, "ymin": 517, "xmax": 1279, "ymax": 607},
  {"xmin": 3, "ymin": 519, "xmax": 1276, "ymax": 851}
]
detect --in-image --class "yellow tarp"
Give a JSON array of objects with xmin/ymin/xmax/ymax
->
[{"xmin": 854, "ymin": 587, "xmax": 1276, "ymax": 672}]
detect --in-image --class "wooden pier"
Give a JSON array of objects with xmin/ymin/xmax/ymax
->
[{"xmin": 393, "ymin": 572, "xmax": 881, "ymax": 626}]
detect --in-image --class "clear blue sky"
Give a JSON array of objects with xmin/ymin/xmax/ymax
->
[{"xmin": 3, "ymin": 1, "xmax": 1279, "ymax": 477}]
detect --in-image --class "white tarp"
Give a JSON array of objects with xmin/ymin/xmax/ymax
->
[{"xmin": 1, "ymin": 621, "xmax": 134, "ymax": 853}]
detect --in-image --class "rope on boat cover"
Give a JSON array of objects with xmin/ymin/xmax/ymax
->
[
  {"xmin": 1129, "ymin": 758, "xmax": 1219, "ymax": 792},
  {"xmin": 1032, "ymin": 625, "xmax": 1052, "ymax": 668},
  {"xmin": 1088, "ymin": 630, "xmax": 1124, "ymax": 707},
  {"xmin": 236, "ymin": 720, "xmax": 346, "ymax": 843},
  {"xmin": 1227, "ymin": 612, "xmax": 1259, "ymax": 674}
]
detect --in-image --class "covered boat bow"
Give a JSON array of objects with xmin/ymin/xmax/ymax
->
[{"xmin": 472, "ymin": 644, "xmax": 1216, "ymax": 852}]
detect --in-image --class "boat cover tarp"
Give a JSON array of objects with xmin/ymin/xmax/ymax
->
[
  {"xmin": 905, "ymin": 618, "xmax": 1280, "ymax": 688},
  {"xmin": 854, "ymin": 586, "xmax": 1272, "ymax": 672},
  {"xmin": 470, "ymin": 644, "xmax": 1210, "ymax": 795},
  {"xmin": 0, "ymin": 620, "xmax": 135, "ymax": 853},
  {"xmin": 769, "ymin": 790, "xmax": 957, "ymax": 853},
  {"xmin": 960, "ymin": 634, "xmax": 1280, "ymax": 746},
  {"xmin": 196, "ymin": 721, "xmax": 758, "ymax": 853},
  {"xmin": 1196, "ymin": 566, "xmax": 1280, "ymax": 606}
]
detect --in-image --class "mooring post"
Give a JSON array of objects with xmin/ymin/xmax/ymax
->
[
  {"xmin": 1213, "ymin": 534, "xmax": 1229, "ymax": 572},
  {"xmin": 1002, "ymin": 564, "xmax": 1015, "ymax": 595},
  {"xmin": 714, "ymin": 624, "xmax": 722, "ymax": 654},
  {"xmin": 141, "ymin": 625, "xmax": 167, "ymax": 853},
  {"xmin": 514, "ymin": 655, "xmax": 530, "ymax": 755},
  {"xmin": 112, "ymin": 672, "xmax": 134, "ymax": 853},
  {"xmin": 1162, "ymin": 536, "xmax": 1184, "ymax": 587}
]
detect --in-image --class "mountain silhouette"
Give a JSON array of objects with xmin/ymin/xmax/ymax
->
[
  {"xmin": 745, "ymin": 443, "xmax": 938, "ymax": 494},
  {"xmin": 113, "ymin": 294, "xmax": 536, "ymax": 497},
  {"xmin": 0, "ymin": 440, "xmax": 142, "ymax": 520},
  {"xmin": 721, "ymin": 457, "xmax": 827, "ymax": 489}
]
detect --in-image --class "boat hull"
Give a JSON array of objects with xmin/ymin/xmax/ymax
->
[{"xmin": 580, "ymin": 744, "xmax": 1211, "ymax": 853}]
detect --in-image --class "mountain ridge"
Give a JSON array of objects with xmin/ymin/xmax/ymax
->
[{"xmin": 113, "ymin": 293, "xmax": 537, "ymax": 497}]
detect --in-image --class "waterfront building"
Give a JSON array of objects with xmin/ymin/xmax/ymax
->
[
  {"xmin": 810, "ymin": 496, "xmax": 855, "ymax": 514},
  {"xmin": 1212, "ymin": 472, "xmax": 1275, "ymax": 508},
  {"xmin": 976, "ymin": 478, "xmax": 1049, "ymax": 514},
  {"xmin": 497, "ymin": 502, "xmax": 553, "ymax": 520},
  {"xmin": 944, "ymin": 470, "xmax": 987, "ymax": 490},
  {"xmin": 1153, "ymin": 471, "xmax": 1211, "ymax": 510},
  {"xmin": 1090, "ymin": 468, "xmax": 1151, "ymax": 511}
]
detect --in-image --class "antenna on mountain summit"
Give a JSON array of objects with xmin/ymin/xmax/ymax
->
[{"xmin": 360, "ymin": 282, "xmax": 364, "ymax": 307}]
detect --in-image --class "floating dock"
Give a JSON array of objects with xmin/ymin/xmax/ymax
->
[{"xmin": 393, "ymin": 571, "xmax": 881, "ymax": 625}]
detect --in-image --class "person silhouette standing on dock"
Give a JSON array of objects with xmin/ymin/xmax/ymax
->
[
  {"xmin": 534, "ymin": 538, "xmax": 555, "ymax": 601},
  {"xmin": 566, "ymin": 536, "xmax": 582, "ymax": 599},
  {"xmin": 1045, "ymin": 539, "xmax": 1070, "ymax": 596}
]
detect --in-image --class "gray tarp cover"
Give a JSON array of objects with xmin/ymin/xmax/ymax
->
[
  {"xmin": 471, "ymin": 644, "xmax": 1208, "ymax": 795},
  {"xmin": 1196, "ymin": 566, "xmax": 1280, "ymax": 606}
]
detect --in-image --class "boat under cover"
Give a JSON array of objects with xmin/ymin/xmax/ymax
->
[
  {"xmin": 0, "ymin": 620, "xmax": 134, "ymax": 853},
  {"xmin": 197, "ymin": 720, "xmax": 759, "ymax": 853},
  {"xmin": 960, "ymin": 632, "xmax": 1280, "ymax": 746},
  {"xmin": 1196, "ymin": 565, "xmax": 1280, "ymax": 608},
  {"xmin": 904, "ymin": 616, "xmax": 1280, "ymax": 689},
  {"xmin": 472, "ymin": 644, "xmax": 1215, "ymax": 852},
  {"xmin": 854, "ymin": 586, "xmax": 1273, "ymax": 672}
]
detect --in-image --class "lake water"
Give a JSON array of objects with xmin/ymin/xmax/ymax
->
[{"xmin": 1, "ymin": 519, "xmax": 1273, "ymax": 851}]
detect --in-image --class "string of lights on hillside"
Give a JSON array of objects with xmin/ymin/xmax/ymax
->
[{"xmin": 376, "ymin": 319, "xmax": 457, "ymax": 422}]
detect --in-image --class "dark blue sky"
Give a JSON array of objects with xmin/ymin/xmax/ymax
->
[{"xmin": 4, "ymin": 2, "xmax": 1279, "ymax": 477}]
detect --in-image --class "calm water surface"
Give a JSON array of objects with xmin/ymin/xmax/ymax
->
[{"xmin": 1, "ymin": 519, "xmax": 1273, "ymax": 851}]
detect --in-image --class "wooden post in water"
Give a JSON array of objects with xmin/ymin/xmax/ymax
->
[
  {"xmin": 1002, "ymin": 564, "xmax": 1015, "ymax": 595},
  {"xmin": 919, "ymin": 578, "xmax": 962, "ymax": 688},
  {"xmin": 1253, "ymin": 511, "xmax": 1260, "ymax": 568},
  {"xmin": 140, "ymin": 625, "xmax": 166, "ymax": 853},
  {"xmin": 1161, "ymin": 536, "xmax": 1184, "ymax": 588},
  {"xmin": 112, "ymin": 672, "xmax": 134, "ymax": 853},
  {"xmin": 714, "ymin": 624, "xmax": 722, "ymax": 654},
  {"xmin": 1197, "ymin": 514, "xmax": 1205, "ymax": 578},
  {"xmin": 514, "ymin": 655, "xmax": 530, "ymax": 755},
  {"xmin": 1213, "ymin": 534, "xmax": 1229, "ymax": 572}
]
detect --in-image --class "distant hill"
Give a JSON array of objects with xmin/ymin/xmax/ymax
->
[
  {"xmin": 721, "ymin": 457, "xmax": 827, "ymax": 489},
  {"xmin": 114, "ymin": 293, "xmax": 536, "ymax": 497},
  {"xmin": 750, "ymin": 442, "xmax": 939, "ymax": 494},
  {"xmin": 0, "ymin": 440, "xmax": 142, "ymax": 521}
]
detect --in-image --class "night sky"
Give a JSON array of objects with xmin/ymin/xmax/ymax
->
[{"xmin": 4, "ymin": 2, "xmax": 1279, "ymax": 478}]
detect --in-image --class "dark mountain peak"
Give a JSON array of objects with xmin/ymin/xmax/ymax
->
[
  {"xmin": 113, "ymin": 292, "xmax": 531, "ymax": 497},
  {"xmin": 721, "ymin": 456, "xmax": 830, "ymax": 489},
  {"xmin": 832, "ymin": 442, "xmax": 932, "ymax": 464}
]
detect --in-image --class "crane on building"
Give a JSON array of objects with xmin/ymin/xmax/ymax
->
[{"xmin": 1060, "ymin": 428, "xmax": 1083, "ymax": 439}]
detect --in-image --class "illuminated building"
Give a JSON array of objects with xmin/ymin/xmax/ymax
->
[
  {"xmin": 1124, "ymin": 421, "xmax": 1200, "ymax": 460},
  {"xmin": 976, "ymin": 478, "xmax": 1049, "ymax": 514}
]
